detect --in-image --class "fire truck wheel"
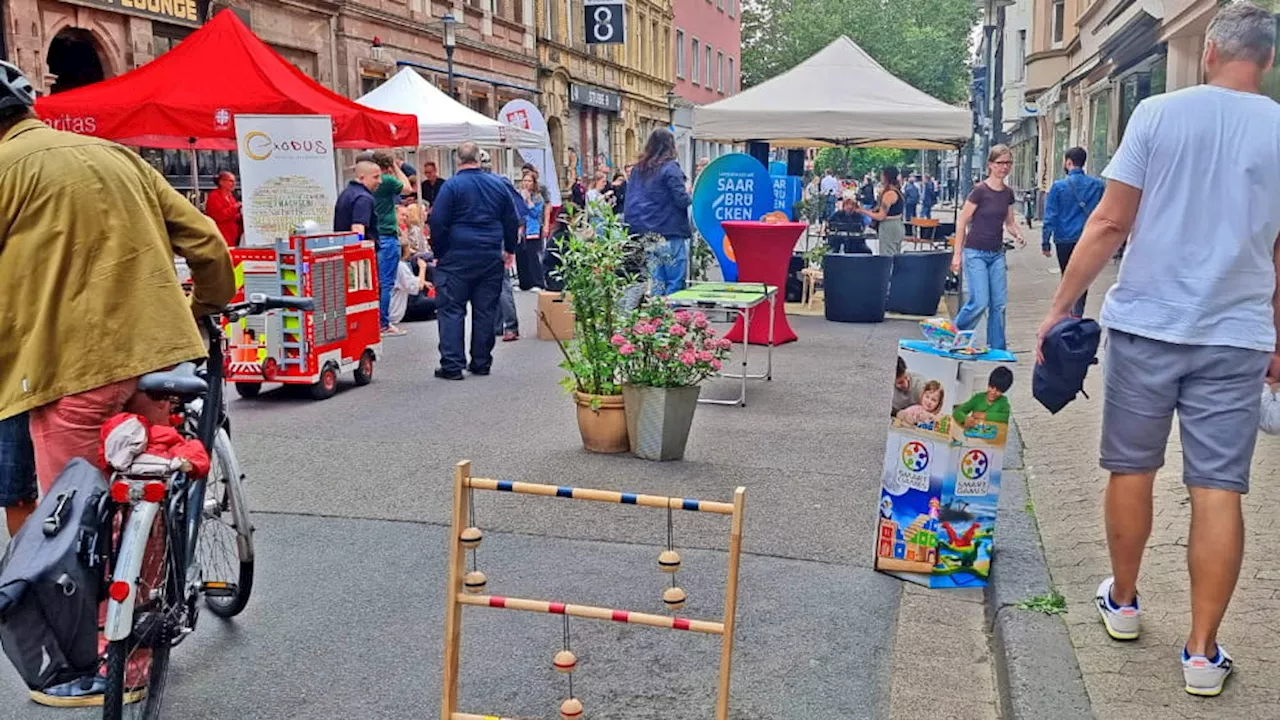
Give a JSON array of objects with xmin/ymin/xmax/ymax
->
[
  {"xmin": 234, "ymin": 382, "xmax": 262, "ymax": 399},
  {"xmin": 353, "ymin": 351, "xmax": 375, "ymax": 386},
  {"xmin": 309, "ymin": 364, "xmax": 340, "ymax": 400}
]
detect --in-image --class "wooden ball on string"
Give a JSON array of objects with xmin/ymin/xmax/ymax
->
[
  {"xmin": 460, "ymin": 526, "xmax": 483, "ymax": 549},
  {"xmin": 559, "ymin": 697, "xmax": 584, "ymax": 719},
  {"xmin": 662, "ymin": 586, "xmax": 687, "ymax": 611},
  {"xmin": 553, "ymin": 649, "xmax": 577, "ymax": 673},
  {"xmin": 463, "ymin": 570, "xmax": 487, "ymax": 594},
  {"xmin": 657, "ymin": 550, "xmax": 682, "ymax": 573}
]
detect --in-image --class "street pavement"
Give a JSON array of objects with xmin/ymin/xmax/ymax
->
[
  {"xmin": 1003, "ymin": 225, "xmax": 1280, "ymax": 719},
  {"xmin": 0, "ymin": 288, "xmax": 996, "ymax": 718}
]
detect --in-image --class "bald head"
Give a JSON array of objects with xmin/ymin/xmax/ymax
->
[
  {"xmin": 354, "ymin": 160, "xmax": 382, "ymax": 192},
  {"xmin": 457, "ymin": 141, "xmax": 480, "ymax": 167}
]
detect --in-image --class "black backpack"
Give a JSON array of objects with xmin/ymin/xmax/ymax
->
[{"xmin": 0, "ymin": 458, "xmax": 109, "ymax": 690}]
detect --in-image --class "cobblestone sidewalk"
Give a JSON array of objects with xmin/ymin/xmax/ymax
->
[{"xmin": 1002, "ymin": 226, "xmax": 1280, "ymax": 719}]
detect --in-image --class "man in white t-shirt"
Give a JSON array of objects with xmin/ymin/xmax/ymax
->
[
  {"xmin": 819, "ymin": 169, "xmax": 841, "ymax": 220},
  {"xmin": 1036, "ymin": 2, "xmax": 1280, "ymax": 697}
]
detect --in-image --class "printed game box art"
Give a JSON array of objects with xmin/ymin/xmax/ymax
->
[{"xmin": 874, "ymin": 340, "xmax": 1016, "ymax": 589}]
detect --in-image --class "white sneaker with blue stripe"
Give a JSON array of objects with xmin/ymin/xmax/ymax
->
[
  {"xmin": 1183, "ymin": 644, "xmax": 1233, "ymax": 697},
  {"xmin": 1095, "ymin": 577, "xmax": 1141, "ymax": 640}
]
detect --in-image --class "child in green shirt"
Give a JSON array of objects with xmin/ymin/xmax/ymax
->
[{"xmin": 953, "ymin": 366, "xmax": 1013, "ymax": 426}]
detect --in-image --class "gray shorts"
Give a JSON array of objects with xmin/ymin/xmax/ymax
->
[{"xmin": 1101, "ymin": 330, "xmax": 1270, "ymax": 493}]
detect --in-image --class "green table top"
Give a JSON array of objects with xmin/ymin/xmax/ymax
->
[{"xmin": 666, "ymin": 282, "xmax": 777, "ymax": 308}]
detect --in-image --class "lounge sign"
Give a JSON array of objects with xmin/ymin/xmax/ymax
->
[{"xmin": 67, "ymin": 0, "xmax": 204, "ymax": 28}]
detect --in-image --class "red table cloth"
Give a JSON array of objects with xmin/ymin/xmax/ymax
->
[{"xmin": 722, "ymin": 221, "xmax": 803, "ymax": 345}]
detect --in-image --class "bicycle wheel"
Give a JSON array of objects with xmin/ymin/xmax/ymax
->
[
  {"xmin": 197, "ymin": 428, "xmax": 255, "ymax": 618},
  {"xmin": 103, "ymin": 513, "xmax": 177, "ymax": 720}
]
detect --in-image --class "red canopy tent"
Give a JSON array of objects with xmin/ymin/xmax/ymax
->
[{"xmin": 35, "ymin": 9, "xmax": 417, "ymax": 150}]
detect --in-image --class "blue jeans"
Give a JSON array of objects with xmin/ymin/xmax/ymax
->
[
  {"xmin": 649, "ymin": 237, "xmax": 689, "ymax": 296},
  {"xmin": 954, "ymin": 249, "xmax": 1008, "ymax": 350},
  {"xmin": 921, "ymin": 203, "xmax": 933, "ymax": 219},
  {"xmin": 496, "ymin": 272, "xmax": 518, "ymax": 335},
  {"xmin": 377, "ymin": 235, "xmax": 400, "ymax": 329}
]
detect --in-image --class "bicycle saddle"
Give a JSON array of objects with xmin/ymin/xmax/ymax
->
[{"xmin": 138, "ymin": 363, "xmax": 208, "ymax": 399}]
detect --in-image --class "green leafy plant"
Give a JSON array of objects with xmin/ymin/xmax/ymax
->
[
  {"xmin": 611, "ymin": 298, "xmax": 733, "ymax": 388},
  {"xmin": 802, "ymin": 240, "xmax": 829, "ymax": 268},
  {"xmin": 689, "ymin": 231, "xmax": 716, "ymax": 281},
  {"xmin": 1016, "ymin": 589, "xmax": 1067, "ymax": 615},
  {"xmin": 543, "ymin": 202, "xmax": 635, "ymax": 397}
]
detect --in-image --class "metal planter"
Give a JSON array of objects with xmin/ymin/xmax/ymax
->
[{"xmin": 622, "ymin": 384, "xmax": 702, "ymax": 461}]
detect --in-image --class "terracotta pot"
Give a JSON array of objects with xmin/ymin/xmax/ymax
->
[
  {"xmin": 622, "ymin": 384, "xmax": 701, "ymax": 461},
  {"xmin": 573, "ymin": 392, "xmax": 629, "ymax": 454}
]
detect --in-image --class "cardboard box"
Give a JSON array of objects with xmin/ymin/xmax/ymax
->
[
  {"xmin": 536, "ymin": 291, "xmax": 575, "ymax": 341},
  {"xmin": 873, "ymin": 340, "xmax": 1015, "ymax": 589}
]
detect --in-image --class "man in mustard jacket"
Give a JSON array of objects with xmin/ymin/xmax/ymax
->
[{"xmin": 0, "ymin": 61, "xmax": 235, "ymax": 705}]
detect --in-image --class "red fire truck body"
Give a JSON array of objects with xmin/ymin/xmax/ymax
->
[{"xmin": 225, "ymin": 231, "xmax": 382, "ymax": 399}]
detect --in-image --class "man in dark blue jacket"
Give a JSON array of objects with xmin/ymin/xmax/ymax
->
[
  {"xmin": 622, "ymin": 129, "xmax": 692, "ymax": 295},
  {"xmin": 428, "ymin": 141, "xmax": 520, "ymax": 380},
  {"xmin": 1041, "ymin": 147, "xmax": 1104, "ymax": 317}
]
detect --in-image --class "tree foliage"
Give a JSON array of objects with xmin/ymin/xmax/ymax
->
[
  {"xmin": 741, "ymin": 0, "xmax": 977, "ymax": 105},
  {"xmin": 813, "ymin": 148, "xmax": 917, "ymax": 179}
]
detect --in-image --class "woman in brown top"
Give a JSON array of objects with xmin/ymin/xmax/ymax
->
[{"xmin": 950, "ymin": 145, "xmax": 1025, "ymax": 350}]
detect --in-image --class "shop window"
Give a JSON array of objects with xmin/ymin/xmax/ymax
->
[{"xmin": 1052, "ymin": 120, "xmax": 1070, "ymax": 180}]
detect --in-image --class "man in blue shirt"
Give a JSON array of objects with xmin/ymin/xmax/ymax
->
[
  {"xmin": 921, "ymin": 174, "xmax": 937, "ymax": 219},
  {"xmin": 428, "ymin": 142, "xmax": 520, "ymax": 380},
  {"xmin": 333, "ymin": 159, "xmax": 381, "ymax": 237},
  {"xmin": 1041, "ymin": 147, "xmax": 1104, "ymax": 317}
]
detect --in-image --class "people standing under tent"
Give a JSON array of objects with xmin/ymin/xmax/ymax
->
[
  {"xmin": 818, "ymin": 168, "xmax": 841, "ymax": 221},
  {"xmin": 624, "ymin": 128, "xmax": 693, "ymax": 296},
  {"xmin": 951, "ymin": 145, "xmax": 1025, "ymax": 350},
  {"xmin": 429, "ymin": 142, "xmax": 520, "ymax": 379},
  {"xmin": 204, "ymin": 170, "xmax": 242, "ymax": 246},
  {"xmin": 371, "ymin": 151, "xmax": 412, "ymax": 337},
  {"xmin": 826, "ymin": 197, "xmax": 870, "ymax": 254},
  {"xmin": 856, "ymin": 166, "xmax": 905, "ymax": 257},
  {"xmin": 903, "ymin": 174, "xmax": 920, "ymax": 227},
  {"xmin": 420, "ymin": 160, "xmax": 446, "ymax": 207},
  {"xmin": 334, "ymin": 159, "xmax": 381, "ymax": 239},
  {"xmin": 859, "ymin": 174, "xmax": 876, "ymax": 209},
  {"xmin": 921, "ymin": 174, "xmax": 938, "ymax": 219},
  {"xmin": 1037, "ymin": 2, "xmax": 1280, "ymax": 697},
  {"xmin": 1041, "ymin": 146, "xmax": 1104, "ymax": 318}
]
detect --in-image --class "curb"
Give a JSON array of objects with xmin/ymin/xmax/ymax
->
[{"xmin": 986, "ymin": 422, "xmax": 1094, "ymax": 720}]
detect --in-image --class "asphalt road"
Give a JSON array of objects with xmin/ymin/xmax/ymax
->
[{"xmin": 1, "ymin": 290, "xmax": 920, "ymax": 719}]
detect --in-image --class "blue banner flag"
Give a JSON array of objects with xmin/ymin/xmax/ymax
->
[{"xmin": 691, "ymin": 154, "xmax": 773, "ymax": 282}]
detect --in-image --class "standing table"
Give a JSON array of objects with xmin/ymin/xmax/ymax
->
[
  {"xmin": 666, "ymin": 282, "xmax": 777, "ymax": 407},
  {"xmin": 720, "ymin": 221, "xmax": 803, "ymax": 345}
]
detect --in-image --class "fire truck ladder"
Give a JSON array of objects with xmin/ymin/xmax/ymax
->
[{"xmin": 274, "ymin": 239, "xmax": 308, "ymax": 371}]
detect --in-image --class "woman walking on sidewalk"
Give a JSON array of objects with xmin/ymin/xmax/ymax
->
[{"xmin": 951, "ymin": 145, "xmax": 1025, "ymax": 350}]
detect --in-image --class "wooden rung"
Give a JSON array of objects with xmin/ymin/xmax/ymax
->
[
  {"xmin": 452, "ymin": 713, "xmax": 530, "ymax": 720},
  {"xmin": 465, "ymin": 477, "xmax": 736, "ymax": 515},
  {"xmin": 458, "ymin": 593, "xmax": 725, "ymax": 635}
]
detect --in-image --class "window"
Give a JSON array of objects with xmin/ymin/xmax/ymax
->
[
  {"xmin": 691, "ymin": 38, "xmax": 700, "ymax": 84},
  {"xmin": 716, "ymin": 51, "xmax": 724, "ymax": 92},
  {"xmin": 728, "ymin": 57, "xmax": 735, "ymax": 93},
  {"xmin": 729, "ymin": 0, "xmax": 736, "ymax": 18},
  {"xmin": 1016, "ymin": 30, "xmax": 1026, "ymax": 81},
  {"xmin": 1090, "ymin": 91, "xmax": 1111, "ymax": 176},
  {"xmin": 1051, "ymin": 0, "xmax": 1065, "ymax": 45},
  {"xmin": 676, "ymin": 29, "xmax": 685, "ymax": 78},
  {"xmin": 717, "ymin": 0, "xmax": 724, "ymax": 10},
  {"xmin": 565, "ymin": 0, "xmax": 574, "ymax": 46},
  {"xmin": 705, "ymin": 45, "xmax": 712, "ymax": 88},
  {"xmin": 546, "ymin": 0, "xmax": 558, "ymax": 41}
]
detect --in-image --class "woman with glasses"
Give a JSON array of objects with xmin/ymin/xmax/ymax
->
[{"xmin": 950, "ymin": 145, "xmax": 1025, "ymax": 350}]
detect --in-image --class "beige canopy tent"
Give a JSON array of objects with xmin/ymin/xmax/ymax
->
[{"xmin": 693, "ymin": 36, "xmax": 971, "ymax": 150}]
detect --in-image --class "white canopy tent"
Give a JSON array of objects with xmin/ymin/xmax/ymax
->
[
  {"xmin": 356, "ymin": 67, "xmax": 546, "ymax": 149},
  {"xmin": 693, "ymin": 36, "xmax": 971, "ymax": 150}
]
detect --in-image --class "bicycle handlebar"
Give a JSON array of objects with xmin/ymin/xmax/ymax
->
[{"xmin": 222, "ymin": 294, "xmax": 314, "ymax": 318}]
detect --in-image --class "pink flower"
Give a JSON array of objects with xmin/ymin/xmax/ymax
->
[
  {"xmin": 656, "ymin": 350, "xmax": 670, "ymax": 360},
  {"xmin": 679, "ymin": 352, "xmax": 697, "ymax": 366},
  {"xmin": 693, "ymin": 313, "xmax": 708, "ymax": 329},
  {"xmin": 706, "ymin": 327, "xmax": 718, "ymax": 337},
  {"xmin": 669, "ymin": 323, "xmax": 687, "ymax": 337},
  {"xmin": 619, "ymin": 343, "xmax": 636, "ymax": 356},
  {"xmin": 685, "ymin": 340, "xmax": 696, "ymax": 350},
  {"xmin": 697, "ymin": 350, "xmax": 714, "ymax": 362},
  {"xmin": 717, "ymin": 338, "xmax": 733, "ymax": 350},
  {"xmin": 674, "ymin": 310, "xmax": 691, "ymax": 324},
  {"xmin": 710, "ymin": 359, "xmax": 723, "ymax": 371},
  {"xmin": 610, "ymin": 334, "xmax": 627, "ymax": 346},
  {"xmin": 633, "ymin": 323, "xmax": 654, "ymax": 335}
]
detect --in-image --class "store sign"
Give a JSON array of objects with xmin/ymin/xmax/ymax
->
[
  {"xmin": 569, "ymin": 83, "xmax": 621, "ymax": 113},
  {"xmin": 66, "ymin": 0, "xmax": 204, "ymax": 28},
  {"xmin": 235, "ymin": 114, "xmax": 336, "ymax": 247},
  {"xmin": 690, "ymin": 153, "xmax": 773, "ymax": 282},
  {"xmin": 584, "ymin": 0, "xmax": 625, "ymax": 45}
]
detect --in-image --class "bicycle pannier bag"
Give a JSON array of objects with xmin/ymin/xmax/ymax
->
[{"xmin": 0, "ymin": 458, "xmax": 107, "ymax": 689}]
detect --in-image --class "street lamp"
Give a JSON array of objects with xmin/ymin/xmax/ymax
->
[{"xmin": 441, "ymin": 13, "xmax": 459, "ymax": 99}]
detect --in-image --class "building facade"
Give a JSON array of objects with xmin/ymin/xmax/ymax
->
[
  {"xmin": 1000, "ymin": 0, "xmax": 1038, "ymax": 193},
  {"xmin": 670, "ymin": 0, "xmax": 741, "ymax": 175},
  {"xmin": 1017, "ymin": 0, "xmax": 1276, "ymax": 193},
  {"xmin": 534, "ymin": 0, "xmax": 674, "ymax": 188}
]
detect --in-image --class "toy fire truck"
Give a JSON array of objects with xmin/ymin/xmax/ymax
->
[{"xmin": 225, "ymin": 231, "xmax": 382, "ymax": 400}]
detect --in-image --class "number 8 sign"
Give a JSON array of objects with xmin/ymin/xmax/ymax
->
[{"xmin": 584, "ymin": 0, "xmax": 626, "ymax": 45}]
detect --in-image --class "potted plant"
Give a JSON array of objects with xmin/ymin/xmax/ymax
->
[
  {"xmin": 612, "ymin": 298, "xmax": 733, "ymax": 461},
  {"xmin": 544, "ymin": 202, "xmax": 635, "ymax": 453}
]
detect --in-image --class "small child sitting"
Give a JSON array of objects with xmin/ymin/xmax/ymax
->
[
  {"xmin": 954, "ymin": 366, "xmax": 1014, "ymax": 427},
  {"xmin": 898, "ymin": 380, "xmax": 946, "ymax": 427}
]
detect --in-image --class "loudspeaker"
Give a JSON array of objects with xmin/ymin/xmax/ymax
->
[
  {"xmin": 747, "ymin": 141, "xmax": 770, "ymax": 168},
  {"xmin": 787, "ymin": 149, "xmax": 805, "ymax": 177}
]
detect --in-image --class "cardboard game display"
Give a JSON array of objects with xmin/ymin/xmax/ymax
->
[
  {"xmin": 874, "ymin": 338, "xmax": 1016, "ymax": 588},
  {"xmin": 536, "ymin": 291, "xmax": 575, "ymax": 341}
]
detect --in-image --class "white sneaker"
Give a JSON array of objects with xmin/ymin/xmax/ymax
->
[
  {"xmin": 1095, "ymin": 577, "xmax": 1141, "ymax": 640},
  {"xmin": 1183, "ymin": 644, "xmax": 1233, "ymax": 697}
]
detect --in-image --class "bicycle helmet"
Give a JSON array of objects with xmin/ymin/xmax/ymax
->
[{"xmin": 0, "ymin": 60, "xmax": 36, "ymax": 111}]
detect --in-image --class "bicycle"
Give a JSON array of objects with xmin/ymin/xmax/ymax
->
[{"xmin": 98, "ymin": 294, "xmax": 312, "ymax": 720}]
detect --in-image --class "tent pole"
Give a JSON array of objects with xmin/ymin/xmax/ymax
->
[{"xmin": 188, "ymin": 144, "xmax": 200, "ymax": 207}]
